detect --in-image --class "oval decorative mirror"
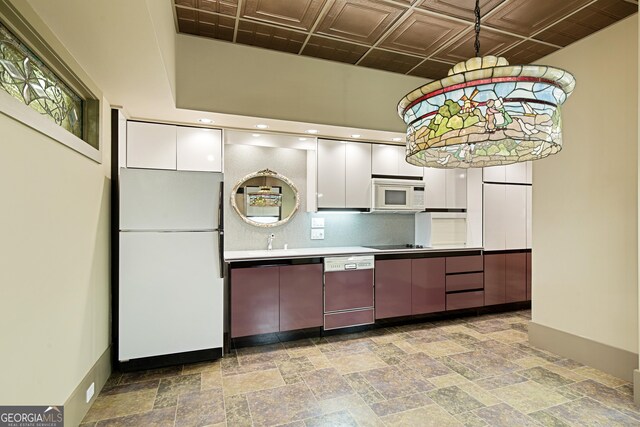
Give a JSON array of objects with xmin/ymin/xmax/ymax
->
[{"xmin": 231, "ymin": 169, "xmax": 300, "ymax": 228}]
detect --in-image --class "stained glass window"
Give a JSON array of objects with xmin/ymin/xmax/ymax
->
[{"xmin": 0, "ymin": 21, "xmax": 83, "ymax": 139}]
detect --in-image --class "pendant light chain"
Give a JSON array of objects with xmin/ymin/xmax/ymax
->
[
  {"xmin": 398, "ymin": 0, "xmax": 576, "ymax": 169},
  {"xmin": 474, "ymin": 0, "xmax": 481, "ymax": 57}
]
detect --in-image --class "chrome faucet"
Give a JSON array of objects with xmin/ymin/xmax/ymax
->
[{"xmin": 267, "ymin": 233, "xmax": 275, "ymax": 250}]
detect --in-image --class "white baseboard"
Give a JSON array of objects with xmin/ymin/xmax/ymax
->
[
  {"xmin": 529, "ymin": 322, "xmax": 637, "ymax": 382},
  {"xmin": 63, "ymin": 347, "xmax": 111, "ymax": 427}
]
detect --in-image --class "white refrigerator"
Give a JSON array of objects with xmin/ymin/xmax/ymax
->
[{"xmin": 118, "ymin": 168, "xmax": 224, "ymax": 361}]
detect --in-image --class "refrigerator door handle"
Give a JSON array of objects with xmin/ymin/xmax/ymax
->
[
  {"xmin": 218, "ymin": 230, "xmax": 224, "ymax": 279},
  {"xmin": 218, "ymin": 181, "xmax": 224, "ymax": 231},
  {"xmin": 218, "ymin": 180, "xmax": 224, "ymax": 279}
]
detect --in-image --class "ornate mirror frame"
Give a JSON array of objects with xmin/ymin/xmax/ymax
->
[{"xmin": 230, "ymin": 169, "xmax": 300, "ymax": 228}]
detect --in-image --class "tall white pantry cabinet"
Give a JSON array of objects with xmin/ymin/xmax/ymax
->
[
  {"xmin": 483, "ymin": 162, "xmax": 533, "ymax": 305},
  {"xmin": 483, "ymin": 162, "xmax": 532, "ymax": 251}
]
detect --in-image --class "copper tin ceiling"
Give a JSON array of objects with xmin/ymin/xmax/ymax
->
[{"xmin": 174, "ymin": 0, "xmax": 638, "ymax": 80}]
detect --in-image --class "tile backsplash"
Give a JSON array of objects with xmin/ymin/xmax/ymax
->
[{"xmin": 224, "ymin": 143, "xmax": 414, "ymax": 250}]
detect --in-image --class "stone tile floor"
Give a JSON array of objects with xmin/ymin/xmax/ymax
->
[{"xmin": 81, "ymin": 309, "xmax": 640, "ymax": 426}]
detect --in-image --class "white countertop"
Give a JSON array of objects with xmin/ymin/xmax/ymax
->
[{"xmin": 224, "ymin": 245, "xmax": 482, "ymax": 262}]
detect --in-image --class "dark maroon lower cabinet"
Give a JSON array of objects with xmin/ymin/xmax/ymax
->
[
  {"xmin": 505, "ymin": 253, "xmax": 527, "ymax": 303},
  {"xmin": 375, "ymin": 259, "xmax": 412, "ymax": 319},
  {"xmin": 526, "ymin": 252, "xmax": 532, "ymax": 300},
  {"xmin": 231, "ymin": 266, "xmax": 280, "ymax": 338},
  {"xmin": 412, "ymin": 258, "xmax": 446, "ymax": 315},
  {"xmin": 231, "ymin": 264, "xmax": 323, "ymax": 338},
  {"xmin": 375, "ymin": 258, "xmax": 447, "ymax": 319},
  {"xmin": 280, "ymin": 264, "xmax": 323, "ymax": 332},
  {"xmin": 484, "ymin": 253, "xmax": 506, "ymax": 306},
  {"xmin": 484, "ymin": 253, "xmax": 505, "ymax": 305},
  {"xmin": 484, "ymin": 252, "xmax": 528, "ymax": 306}
]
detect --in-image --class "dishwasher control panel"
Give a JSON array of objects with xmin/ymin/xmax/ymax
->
[{"xmin": 324, "ymin": 255, "xmax": 374, "ymax": 272}]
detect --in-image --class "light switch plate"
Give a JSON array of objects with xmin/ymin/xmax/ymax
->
[
  {"xmin": 311, "ymin": 217, "xmax": 325, "ymax": 228},
  {"xmin": 311, "ymin": 229, "xmax": 325, "ymax": 240}
]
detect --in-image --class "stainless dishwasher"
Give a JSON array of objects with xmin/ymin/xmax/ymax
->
[{"xmin": 323, "ymin": 255, "xmax": 375, "ymax": 330}]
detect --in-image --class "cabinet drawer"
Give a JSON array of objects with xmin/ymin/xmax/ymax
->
[
  {"xmin": 446, "ymin": 255, "xmax": 483, "ymax": 273},
  {"xmin": 446, "ymin": 273, "xmax": 484, "ymax": 292},
  {"xmin": 324, "ymin": 309, "xmax": 374, "ymax": 330},
  {"xmin": 446, "ymin": 291, "xmax": 484, "ymax": 310}
]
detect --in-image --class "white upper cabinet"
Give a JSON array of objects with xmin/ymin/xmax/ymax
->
[
  {"xmin": 445, "ymin": 169, "xmax": 467, "ymax": 209},
  {"xmin": 127, "ymin": 121, "xmax": 177, "ymax": 170},
  {"xmin": 423, "ymin": 168, "xmax": 467, "ymax": 209},
  {"xmin": 371, "ymin": 144, "xmax": 398, "ymax": 176},
  {"xmin": 345, "ymin": 142, "xmax": 372, "ymax": 208},
  {"xmin": 423, "ymin": 168, "xmax": 446, "ymax": 208},
  {"xmin": 127, "ymin": 121, "xmax": 223, "ymax": 172},
  {"xmin": 177, "ymin": 127, "xmax": 222, "ymax": 172},
  {"xmin": 317, "ymin": 139, "xmax": 371, "ymax": 209},
  {"xmin": 397, "ymin": 149, "xmax": 424, "ymax": 177},
  {"xmin": 317, "ymin": 139, "xmax": 346, "ymax": 208},
  {"xmin": 482, "ymin": 165, "xmax": 505, "ymax": 183},
  {"xmin": 483, "ymin": 162, "xmax": 532, "ymax": 184},
  {"xmin": 372, "ymin": 144, "xmax": 422, "ymax": 177},
  {"xmin": 505, "ymin": 162, "xmax": 528, "ymax": 184}
]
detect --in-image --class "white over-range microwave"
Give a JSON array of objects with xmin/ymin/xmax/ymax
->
[{"xmin": 371, "ymin": 178, "xmax": 426, "ymax": 213}]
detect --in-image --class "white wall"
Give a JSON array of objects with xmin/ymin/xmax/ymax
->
[
  {"xmin": 145, "ymin": 0, "xmax": 176, "ymax": 102},
  {"xmin": 0, "ymin": 109, "xmax": 111, "ymax": 405},
  {"xmin": 0, "ymin": 1, "xmax": 112, "ymax": 406},
  {"xmin": 532, "ymin": 15, "xmax": 638, "ymax": 353},
  {"xmin": 176, "ymin": 34, "xmax": 426, "ymax": 133}
]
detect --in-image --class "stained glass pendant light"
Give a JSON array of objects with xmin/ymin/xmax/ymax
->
[{"xmin": 398, "ymin": 0, "xmax": 575, "ymax": 168}]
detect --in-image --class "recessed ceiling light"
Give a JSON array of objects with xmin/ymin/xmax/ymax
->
[
  {"xmin": 351, "ymin": 134, "xmax": 361, "ymax": 138},
  {"xmin": 306, "ymin": 129, "xmax": 319, "ymax": 134},
  {"xmin": 298, "ymin": 137, "xmax": 307, "ymax": 141},
  {"xmin": 198, "ymin": 118, "xmax": 213, "ymax": 124},
  {"xmin": 255, "ymin": 124, "xmax": 269, "ymax": 129},
  {"xmin": 392, "ymin": 137, "xmax": 403, "ymax": 142},
  {"xmin": 252, "ymin": 133, "xmax": 261, "ymax": 137}
]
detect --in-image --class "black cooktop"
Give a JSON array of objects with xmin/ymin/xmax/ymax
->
[{"xmin": 365, "ymin": 244, "xmax": 425, "ymax": 250}]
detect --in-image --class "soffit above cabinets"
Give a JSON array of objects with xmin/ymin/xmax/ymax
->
[{"xmin": 174, "ymin": 0, "xmax": 638, "ymax": 80}]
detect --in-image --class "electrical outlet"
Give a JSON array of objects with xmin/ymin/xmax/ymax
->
[
  {"xmin": 86, "ymin": 382, "xmax": 95, "ymax": 403},
  {"xmin": 311, "ymin": 217, "xmax": 325, "ymax": 228},
  {"xmin": 311, "ymin": 229, "xmax": 325, "ymax": 240}
]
